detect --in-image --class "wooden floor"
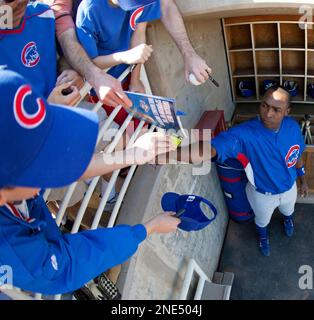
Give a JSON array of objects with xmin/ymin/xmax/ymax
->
[{"xmin": 218, "ymin": 204, "xmax": 314, "ymax": 300}]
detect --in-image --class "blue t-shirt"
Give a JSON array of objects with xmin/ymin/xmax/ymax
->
[
  {"xmin": 76, "ymin": 0, "xmax": 161, "ymax": 79},
  {"xmin": 0, "ymin": 194, "xmax": 146, "ymax": 294},
  {"xmin": 212, "ymin": 117, "xmax": 305, "ymax": 195},
  {"xmin": 0, "ymin": 2, "xmax": 57, "ymax": 99}
]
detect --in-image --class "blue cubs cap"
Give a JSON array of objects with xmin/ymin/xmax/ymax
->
[
  {"xmin": 161, "ymin": 192, "xmax": 218, "ymax": 232},
  {"xmin": 0, "ymin": 69, "xmax": 99, "ymax": 189},
  {"xmin": 118, "ymin": 0, "xmax": 156, "ymax": 10}
]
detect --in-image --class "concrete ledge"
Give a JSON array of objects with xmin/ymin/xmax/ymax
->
[
  {"xmin": 176, "ymin": 0, "xmax": 314, "ymax": 18},
  {"xmin": 116, "ymin": 164, "xmax": 229, "ymax": 299}
]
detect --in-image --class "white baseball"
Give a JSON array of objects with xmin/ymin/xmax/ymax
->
[{"xmin": 189, "ymin": 73, "xmax": 202, "ymax": 86}]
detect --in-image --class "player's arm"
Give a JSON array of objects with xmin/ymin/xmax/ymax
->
[
  {"xmin": 155, "ymin": 141, "xmax": 216, "ymax": 165},
  {"xmin": 160, "ymin": 0, "xmax": 211, "ymax": 84},
  {"xmin": 296, "ymin": 157, "xmax": 308, "ymax": 198}
]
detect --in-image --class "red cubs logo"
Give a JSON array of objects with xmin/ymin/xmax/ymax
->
[
  {"xmin": 21, "ymin": 42, "xmax": 40, "ymax": 68},
  {"xmin": 130, "ymin": 6, "xmax": 144, "ymax": 30},
  {"xmin": 13, "ymin": 85, "xmax": 46, "ymax": 129},
  {"xmin": 285, "ymin": 145, "xmax": 300, "ymax": 168}
]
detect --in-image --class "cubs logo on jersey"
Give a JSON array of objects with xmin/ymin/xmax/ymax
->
[
  {"xmin": 14, "ymin": 84, "xmax": 46, "ymax": 129},
  {"xmin": 285, "ymin": 145, "xmax": 300, "ymax": 168},
  {"xmin": 130, "ymin": 6, "xmax": 144, "ymax": 30},
  {"xmin": 21, "ymin": 41, "xmax": 40, "ymax": 68}
]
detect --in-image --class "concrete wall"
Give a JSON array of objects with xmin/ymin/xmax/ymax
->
[
  {"xmin": 145, "ymin": 17, "xmax": 234, "ymax": 123},
  {"xmin": 116, "ymin": 16, "xmax": 233, "ymax": 300},
  {"xmin": 176, "ymin": 0, "xmax": 314, "ymax": 18}
]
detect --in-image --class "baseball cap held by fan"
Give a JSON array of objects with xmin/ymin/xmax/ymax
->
[{"xmin": 161, "ymin": 192, "xmax": 218, "ymax": 232}]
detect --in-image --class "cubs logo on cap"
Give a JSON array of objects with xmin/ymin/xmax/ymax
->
[
  {"xmin": 285, "ymin": 145, "xmax": 300, "ymax": 168},
  {"xmin": 21, "ymin": 42, "xmax": 40, "ymax": 68},
  {"xmin": 118, "ymin": 0, "xmax": 156, "ymax": 11},
  {"xmin": 0, "ymin": 69, "xmax": 99, "ymax": 189},
  {"xmin": 14, "ymin": 84, "xmax": 46, "ymax": 129},
  {"xmin": 161, "ymin": 192, "xmax": 218, "ymax": 232}
]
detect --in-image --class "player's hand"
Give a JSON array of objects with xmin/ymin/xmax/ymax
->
[
  {"xmin": 129, "ymin": 78, "xmax": 146, "ymax": 94},
  {"xmin": 92, "ymin": 70, "xmax": 132, "ymax": 108},
  {"xmin": 184, "ymin": 51, "xmax": 212, "ymax": 84},
  {"xmin": 119, "ymin": 44, "xmax": 153, "ymax": 65},
  {"xmin": 126, "ymin": 132, "xmax": 178, "ymax": 165},
  {"xmin": 56, "ymin": 69, "xmax": 85, "ymax": 90},
  {"xmin": 48, "ymin": 83, "xmax": 81, "ymax": 106},
  {"xmin": 299, "ymin": 181, "xmax": 309, "ymax": 198},
  {"xmin": 144, "ymin": 212, "xmax": 180, "ymax": 235}
]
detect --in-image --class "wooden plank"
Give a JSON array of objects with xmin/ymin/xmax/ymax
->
[
  {"xmin": 225, "ymin": 15, "xmax": 301, "ymax": 25},
  {"xmin": 303, "ymin": 146, "xmax": 314, "ymax": 194},
  {"xmin": 253, "ymin": 23, "xmax": 279, "ymax": 48},
  {"xmin": 282, "ymin": 50, "xmax": 305, "ymax": 75},
  {"xmin": 230, "ymin": 51, "xmax": 254, "ymax": 76},
  {"xmin": 225, "ymin": 24, "xmax": 252, "ymax": 50},
  {"xmin": 280, "ymin": 23, "xmax": 306, "ymax": 48},
  {"xmin": 256, "ymin": 50, "xmax": 280, "ymax": 75}
]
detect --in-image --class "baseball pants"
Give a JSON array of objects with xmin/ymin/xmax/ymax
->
[{"xmin": 245, "ymin": 182, "xmax": 297, "ymax": 228}]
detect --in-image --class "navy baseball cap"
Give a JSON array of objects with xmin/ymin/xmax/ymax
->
[
  {"xmin": 161, "ymin": 192, "xmax": 218, "ymax": 232},
  {"xmin": 118, "ymin": 0, "xmax": 156, "ymax": 10},
  {"xmin": 0, "ymin": 69, "xmax": 99, "ymax": 189}
]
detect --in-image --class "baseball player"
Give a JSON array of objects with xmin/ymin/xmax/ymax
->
[
  {"xmin": 161, "ymin": 85, "xmax": 308, "ymax": 257},
  {"xmin": 0, "ymin": 69, "xmax": 179, "ymax": 294}
]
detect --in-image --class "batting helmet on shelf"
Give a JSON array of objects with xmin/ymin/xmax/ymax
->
[
  {"xmin": 262, "ymin": 79, "xmax": 278, "ymax": 94},
  {"xmin": 283, "ymin": 80, "xmax": 299, "ymax": 97},
  {"xmin": 307, "ymin": 83, "xmax": 314, "ymax": 99},
  {"xmin": 238, "ymin": 80, "xmax": 255, "ymax": 98}
]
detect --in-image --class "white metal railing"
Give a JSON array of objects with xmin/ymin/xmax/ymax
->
[
  {"xmin": 179, "ymin": 259, "xmax": 232, "ymax": 300},
  {"xmin": 180, "ymin": 259, "xmax": 211, "ymax": 300},
  {"xmin": 4, "ymin": 65, "xmax": 154, "ymax": 300}
]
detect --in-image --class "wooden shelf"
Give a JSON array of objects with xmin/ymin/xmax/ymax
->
[
  {"xmin": 306, "ymin": 79, "xmax": 314, "ymax": 102},
  {"xmin": 224, "ymin": 16, "xmax": 311, "ymax": 105},
  {"xmin": 253, "ymin": 23, "xmax": 278, "ymax": 49},
  {"xmin": 256, "ymin": 51, "xmax": 280, "ymax": 75},
  {"xmin": 280, "ymin": 23, "xmax": 305, "ymax": 48},
  {"xmin": 308, "ymin": 51, "xmax": 314, "ymax": 76},
  {"xmin": 225, "ymin": 25, "xmax": 252, "ymax": 51},
  {"xmin": 307, "ymin": 28, "xmax": 314, "ymax": 50},
  {"xmin": 230, "ymin": 51, "xmax": 254, "ymax": 76},
  {"xmin": 282, "ymin": 51, "xmax": 305, "ymax": 75}
]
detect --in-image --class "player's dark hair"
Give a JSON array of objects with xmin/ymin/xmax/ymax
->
[
  {"xmin": 263, "ymin": 84, "xmax": 291, "ymax": 108},
  {"xmin": 3, "ymin": 0, "xmax": 16, "ymax": 3}
]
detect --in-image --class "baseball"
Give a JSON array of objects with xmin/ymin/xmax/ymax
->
[{"xmin": 189, "ymin": 73, "xmax": 202, "ymax": 86}]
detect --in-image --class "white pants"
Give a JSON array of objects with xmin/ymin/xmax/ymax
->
[{"xmin": 245, "ymin": 182, "xmax": 297, "ymax": 228}]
